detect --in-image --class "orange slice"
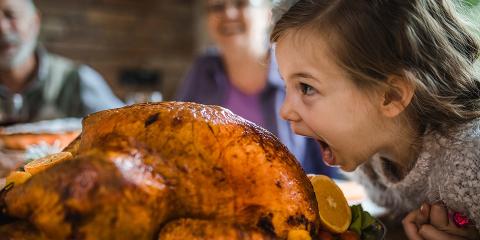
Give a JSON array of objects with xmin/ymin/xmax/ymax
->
[
  {"xmin": 24, "ymin": 152, "xmax": 73, "ymax": 175},
  {"xmin": 287, "ymin": 229, "xmax": 312, "ymax": 240},
  {"xmin": 5, "ymin": 171, "xmax": 32, "ymax": 186},
  {"xmin": 309, "ymin": 174, "xmax": 351, "ymax": 234}
]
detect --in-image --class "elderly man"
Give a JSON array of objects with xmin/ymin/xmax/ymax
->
[{"xmin": 0, "ymin": 0, "xmax": 123, "ymax": 125}]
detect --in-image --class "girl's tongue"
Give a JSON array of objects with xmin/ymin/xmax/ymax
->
[{"xmin": 318, "ymin": 140, "xmax": 336, "ymax": 166}]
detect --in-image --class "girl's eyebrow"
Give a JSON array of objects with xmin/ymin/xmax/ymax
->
[{"xmin": 289, "ymin": 72, "xmax": 317, "ymax": 81}]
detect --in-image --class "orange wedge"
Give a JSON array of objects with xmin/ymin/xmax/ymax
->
[
  {"xmin": 309, "ymin": 175, "xmax": 351, "ymax": 234},
  {"xmin": 5, "ymin": 171, "xmax": 32, "ymax": 186},
  {"xmin": 287, "ymin": 229, "xmax": 312, "ymax": 240},
  {"xmin": 24, "ymin": 152, "xmax": 73, "ymax": 175}
]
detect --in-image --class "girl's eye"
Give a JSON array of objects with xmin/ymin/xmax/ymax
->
[{"xmin": 299, "ymin": 83, "xmax": 316, "ymax": 96}]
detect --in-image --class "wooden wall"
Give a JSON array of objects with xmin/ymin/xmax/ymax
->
[{"xmin": 35, "ymin": 0, "xmax": 197, "ymax": 100}]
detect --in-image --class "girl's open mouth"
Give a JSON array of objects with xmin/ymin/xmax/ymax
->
[{"xmin": 317, "ymin": 140, "xmax": 336, "ymax": 166}]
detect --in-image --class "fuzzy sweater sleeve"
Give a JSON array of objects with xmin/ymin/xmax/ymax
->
[{"xmin": 433, "ymin": 135, "xmax": 480, "ymax": 231}]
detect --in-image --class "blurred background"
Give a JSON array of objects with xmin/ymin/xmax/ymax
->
[
  {"xmin": 35, "ymin": 0, "xmax": 479, "ymax": 102},
  {"xmin": 36, "ymin": 0, "xmax": 201, "ymax": 101}
]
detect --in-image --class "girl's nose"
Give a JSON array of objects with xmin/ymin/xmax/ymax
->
[{"xmin": 280, "ymin": 95, "xmax": 301, "ymax": 122}]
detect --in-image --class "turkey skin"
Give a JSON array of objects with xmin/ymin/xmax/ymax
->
[{"xmin": 0, "ymin": 102, "xmax": 320, "ymax": 239}]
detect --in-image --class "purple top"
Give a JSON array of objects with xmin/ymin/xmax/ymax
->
[{"xmin": 224, "ymin": 83, "xmax": 266, "ymax": 128}]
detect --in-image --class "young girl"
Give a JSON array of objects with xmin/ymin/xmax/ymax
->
[{"xmin": 270, "ymin": 0, "xmax": 480, "ymax": 239}]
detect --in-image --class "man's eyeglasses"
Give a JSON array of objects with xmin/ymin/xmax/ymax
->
[{"xmin": 206, "ymin": 0, "xmax": 263, "ymax": 13}]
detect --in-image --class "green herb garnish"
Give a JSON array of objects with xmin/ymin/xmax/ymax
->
[{"xmin": 349, "ymin": 205, "xmax": 383, "ymax": 239}]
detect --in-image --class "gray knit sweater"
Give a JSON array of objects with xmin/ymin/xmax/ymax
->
[{"xmin": 351, "ymin": 119, "xmax": 480, "ymax": 231}]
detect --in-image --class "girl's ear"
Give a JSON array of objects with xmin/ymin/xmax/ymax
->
[{"xmin": 380, "ymin": 75, "xmax": 415, "ymax": 118}]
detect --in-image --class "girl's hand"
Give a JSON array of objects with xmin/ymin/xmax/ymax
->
[
  {"xmin": 402, "ymin": 203, "xmax": 479, "ymax": 240},
  {"xmin": 402, "ymin": 203, "xmax": 430, "ymax": 240}
]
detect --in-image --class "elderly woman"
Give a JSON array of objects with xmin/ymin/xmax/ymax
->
[{"xmin": 176, "ymin": 0, "xmax": 339, "ymax": 177}]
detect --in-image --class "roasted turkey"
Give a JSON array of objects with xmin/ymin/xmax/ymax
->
[{"xmin": 0, "ymin": 102, "xmax": 320, "ymax": 240}]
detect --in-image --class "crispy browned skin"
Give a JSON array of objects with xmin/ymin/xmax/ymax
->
[
  {"xmin": 0, "ymin": 222, "xmax": 49, "ymax": 240},
  {"xmin": 159, "ymin": 219, "xmax": 275, "ymax": 240},
  {"xmin": 0, "ymin": 102, "xmax": 319, "ymax": 240}
]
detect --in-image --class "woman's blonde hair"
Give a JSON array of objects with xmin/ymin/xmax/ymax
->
[{"xmin": 271, "ymin": 0, "xmax": 480, "ymax": 134}]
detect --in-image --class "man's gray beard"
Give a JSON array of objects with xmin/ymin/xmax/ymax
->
[{"xmin": 0, "ymin": 38, "xmax": 37, "ymax": 70}]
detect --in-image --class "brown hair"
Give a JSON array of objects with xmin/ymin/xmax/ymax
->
[{"xmin": 271, "ymin": 0, "xmax": 480, "ymax": 134}]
